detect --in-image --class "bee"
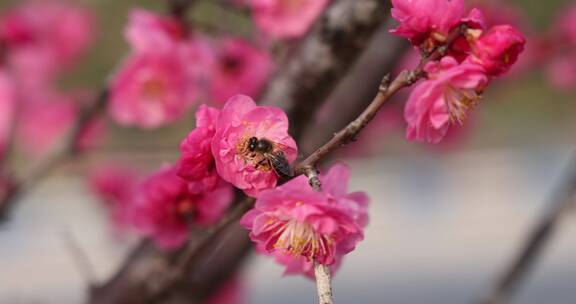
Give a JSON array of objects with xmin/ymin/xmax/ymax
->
[{"xmin": 246, "ymin": 136, "xmax": 292, "ymax": 179}]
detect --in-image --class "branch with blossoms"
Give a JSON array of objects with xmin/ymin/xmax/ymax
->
[
  {"xmin": 0, "ymin": 0, "xmax": 544, "ymax": 304},
  {"xmin": 89, "ymin": 1, "xmax": 528, "ymax": 304}
]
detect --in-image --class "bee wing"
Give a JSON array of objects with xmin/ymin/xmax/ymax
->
[
  {"xmin": 265, "ymin": 152, "xmax": 292, "ymax": 179},
  {"xmin": 271, "ymin": 141, "xmax": 294, "ymax": 156}
]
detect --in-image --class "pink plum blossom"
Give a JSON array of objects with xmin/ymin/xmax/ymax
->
[
  {"xmin": 17, "ymin": 92, "xmax": 78, "ymax": 157},
  {"xmin": 209, "ymin": 38, "xmax": 273, "ymax": 105},
  {"xmin": 405, "ymin": 56, "xmax": 488, "ymax": 144},
  {"xmin": 248, "ymin": 0, "xmax": 328, "ymax": 39},
  {"xmin": 554, "ymin": 3, "xmax": 576, "ymax": 46},
  {"xmin": 88, "ymin": 164, "xmax": 139, "ymax": 231},
  {"xmin": 177, "ymin": 105, "xmax": 222, "ymax": 193},
  {"xmin": 0, "ymin": 0, "xmax": 94, "ymax": 81},
  {"xmin": 211, "ymin": 95, "xmax": 297, "ymax": 197},
  {"xmin": 132, "ymin": 166, "xmax": 232, "ymax": 249},
  {"xmin": 17, "ymin": 91, "xmax": 103, "ymax": 157},
  {"xmin": 124, "ymin": 8, "xmax": 187, "ymax": 54},
  {"xmin": 545, "ymin": 55, "xmax": 576, "ymax": 91},
  {"xmin": 390, "ymin": 0, "xmax": 465, "ymax": 48},
  {"xmin": 241, "ymin": 163, "xmax": 368, "ymax": 276},
  {"xmin": 109, "ymin": 51, "xmax": 197, "ymax": 129},
  {"xmin": 470, "ymin": 25, "xmax": 525, "ymax": 76}
]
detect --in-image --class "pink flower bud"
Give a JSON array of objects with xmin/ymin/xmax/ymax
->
[{"xmin": 470, "ymin": 25, "xmax": 525, "ymax": 76}]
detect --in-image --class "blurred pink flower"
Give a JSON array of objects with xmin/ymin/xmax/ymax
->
[
  {"xmin": 0, "ymin": 70, "xmax": 16, "ymax": 161},
  {"xmin": 470, "ymin": 25, "xmax": 525, "ymax": 76},
  {"xmin": 177, "ymin": 104, "xmax": 222, "ymax": 193},
  {"xmin": 109, "ymin": 51, "xmax": 197, "ymax": 129},
  {"xmin": 545, "ymin": 54, "xmax": 576, "ymax": 91},
  {"xmin": 132, "ymin": 166, "xmax": 232, "ymax": 249},
  {"xmin": 554, "ymin": 3, "xmax": 576, "ymax": 46},
  {"xmin": 241, "ymin": 163, "xmax": 368, "ymax": 273},
  {"xmin": 209, "ymin": 38, "xmax": 273, "ymax": 105},
  {"xmin": 248, "ymin": 0, "xmax": 328, "ymax": 39},
  {"xmin": 17, "ymin": 91, "xmax": 76, "ymax": 157},
  {"xmin": 405, "ymin": 56, "xmax": 488, "ymax": 144},
  {"xmin": 88, "ymin": 164, "xmax": 139, "ymax": 231},
  {"xmin": 211, "ymin": 95, "xmax": 297, "ymax": 197},
  {"xmin": 17, "ymin": 91, "xmax": 103, "ymax": 157},
  {"xmin": 0, "ymin": 0, "xmax": 94, "ymax": 81},
  {"xmin": 390, "ymin": 0, "xmax": 465, "ymax": 48},
  {"xmin": 124, "ymin": 8, "xmax": 187, "ymax": 54}
]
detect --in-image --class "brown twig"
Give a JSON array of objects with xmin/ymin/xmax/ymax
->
[
  {"xmin": 479, "ymin": 154, "xmax": 576, "ymax": 304},
  {"xmin": 295, "ymin": 24, "xmax": 466, "ymax": 174},
  {"xmin": 261, "ymin": 0, "xmax": 392, "ymax": 141}
]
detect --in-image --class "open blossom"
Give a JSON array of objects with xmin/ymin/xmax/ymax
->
[
  {"xmin": 0, "ymin": 71, "xmax": 16, "ymax": 160},
  {"xmin": 390, "ymin": 0, "xmax": 465, "ymax": 48},
  {"xmin": 247, "ymin": 0, "xmax": 328, "ymax": 39},
  {"xmin": 470, "ymin": 25, "xmax": 525, "ymax": 76},
  {"xmin": 109, "ymin": 51, "xmax": 197, "ymax": 128},
  {"xmin": 124, "ymin": 8, "xmax": 187, "ymax": 54},
  {"xmin": 18, "ymin": 100, "xmax": 76, "ymax": 156},
  {"xmin": 405, "ymin": 56, "xmax": 488, "ymax": 144},
  {"xmin": 241, "ymin": 163, "xmax": 368, "ymax": 276},
  {"xmin": 211, "ymin": 95, "xmax": 297, "ymax": 197},
  {"xmin": 209, "ymin": 38, "xmax": 273, "ymax": 105},
  {"xmin": 132, "ymin": 166, "xmax": 232, "ymax": 249},
  {"xmin": 177, "ymin": 105, "xmax": 222, "ymax": 193},
  {"xmin": 0, "ymin": 0, "xmax": 94, "ymax": 79}
]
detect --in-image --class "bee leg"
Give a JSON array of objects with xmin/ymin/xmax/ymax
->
[{"xmin": 254, "ymin": 158, "xmax": 268, "ymax": 170}]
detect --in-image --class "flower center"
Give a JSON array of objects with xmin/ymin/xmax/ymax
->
[
  {"xmin": 272, "ymin": 219, "xmax": 333, "ymax": 261},
  {"xmin": 221, "ymin": 54, "xmax": 243, "ymax": 75},
  {"xmin": 235, "ymin": 134, "xmax": 273, "ymax": 172},
  {"xmin": 142, "ymin": 78, "xmax": 166, "ymax": 100},
  {"xmin": 444, "ymin": 86, "xmax": 483, "ymax": 124},
  {"xmin": 175, "ymin": 198, "xmax": 195, "ymax": 221},
  {"xmin": 280, "ymin": 0, "xmax": 304, "ymax": 11}
]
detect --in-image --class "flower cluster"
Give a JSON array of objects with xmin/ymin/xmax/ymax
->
[
  {"xmin": 241, "ymin": 163, "xmax": 369, "ymax": 277},
  {"xmin": 0, "ymin": 0, "xmax": 101, "ymax": 158},
  {"xmin": 109, "ymin": 9, "xmax": 273, "ymax": 128},
  {"xmin": 390, "ymin": 0, "xmax": 526, "ymax": 144},
  {"xmin": 89, "ymin": 163, "xmax": 233, "ymax": 249}
]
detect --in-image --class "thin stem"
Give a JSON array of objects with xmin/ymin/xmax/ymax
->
[
  {"xmin": 304, "ymin": 166, "xmax": 334, "ymax": 304},
  {"xmin": 314, "ymin": 262, "xmax": 334, "ymax": 304},
  {"xmin": 479, "ymin": 153, "xmax": 576, "ymax": 304},
  {"xmin": 295, "ymin": 24, "xmax": 466, "ymax": 174}
]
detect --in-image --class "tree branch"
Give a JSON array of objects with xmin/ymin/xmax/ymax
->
[
  {"xmin": 0, "ymin": 88, "xmax": 108, "ymax": 223},
  {"xmin": 479, "ymin": 153, "xmax": 576, "ymax": 304},
  {"xmin": 262, "ymin": 0, "xmax": 392, "ymax": 141},
  {"xmin": 295, "ymin": 24, "xmax": 466, "ymax": 174}
]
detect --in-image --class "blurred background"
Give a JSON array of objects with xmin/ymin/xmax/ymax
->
[{"xmin": 0, "ymin": 0, "xmax": 575, "ymax": 303}]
